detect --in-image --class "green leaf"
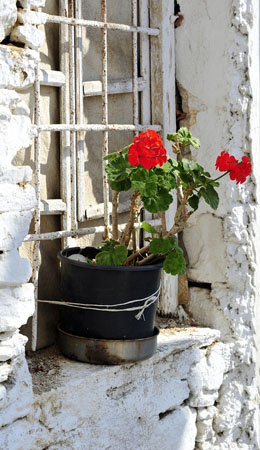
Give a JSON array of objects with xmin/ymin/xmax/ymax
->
[
  {"xmin": 178, "ymin": 172, "xmax": 194, "ymax": 186},
  {"xmin": 182, "ymin": 159, "xmax": 198, "ymax": 171},
  {"xmin": 130, "ymin": 168, "xmax": 158, "ymax": 197},
  {"xmin": 150, "ymin": 237, "xmax": 177, "ymax": 255},
  {"xmin": 167, "ymin": 128, "xmax": 200, "ymax": 149},
  {"xmin": 109, "ymin": 178, "xmax": 131, "ymax": 192},
  {"xmin": 103, "ymin": 152, "xmax": 118, "ymax": 161},
  {"xmin": 105, "ymin": 154, "xmax": 132, "ymax": 182},
  {"xmin": 189, "ymin": 137, "xmax": 200, "ymax": 149},
  {"xmin": 96, "ymin": 244, "xmax": 128, "ymax": 266},
  {"xmin": 188, "ymin": 195, "xmax": 199, "ymax": 210},
  {"xmin": 167, "ymin": 157, "xmax": 178, "ymax": 168},
  {"xmin": 141, "ymin": 222, "xmax": 159, "ymax": 235},
  {"xmin": 121, "ymin": 144, "xmax": 131, "ymax": 154},
  {"xmin": 200, "ymin": 184, "xmax": 219, "ymax": 210},
  {"xmin": 142, "ymin": 188, "xmax": 173, "ymax": 213},
  {"xmin": 97, "ymin": 240, "xmax": 120, "ymax": 250},
  {"xmin": 163, "ymin": 250, "xmax": 186, "ymax": 275},
  {"xmin": 104, "ymin": 145, "xmax": 131, "ymax": 160}
]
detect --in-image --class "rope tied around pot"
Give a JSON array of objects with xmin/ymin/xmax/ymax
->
[{"xmin": 38, "ymin": 283, "xmax": 161, "ymax": 321}]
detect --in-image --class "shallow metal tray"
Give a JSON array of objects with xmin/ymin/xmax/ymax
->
[{"xmin": 58, "ymin": 326, "xmax": 159, "ymax": 365}]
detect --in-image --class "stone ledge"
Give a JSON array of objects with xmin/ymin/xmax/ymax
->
[
  {"xmin": 28, "ymin": 327, "xmax": 221, "ymax": 396},
  {"xmin": 0, "ymin": 327, "xmax": 223, "ymax": 450}
]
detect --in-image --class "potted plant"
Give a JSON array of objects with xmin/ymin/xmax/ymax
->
[{"xmin": 58, "ymin": 128, "xmax": 251, "ymax": 364}]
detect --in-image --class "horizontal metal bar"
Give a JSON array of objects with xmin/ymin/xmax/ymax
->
[
  {"xmin": 43, "ymin": 13, "xmax": 160, "ymax": 35},
  {"xmin": 24, "ymin": 219, "xmax": 161, "ymax": 242},
  {"xmin": 40, "ymin": 69, "xmax": 66, "ymax": 87},
  {"xmin": 33, "ymin": 123, "xmax": 161, "ymax": 133},
  {"xmin": 40, "ymin": 199, "xmax": 66, "ymax": 215},
  {"xmin": 83, "ymin": 77, "xmax": 146, "ymax": 97},
  {"xmin": 85, "ymin": 201, "xmax": 130, "ymax": 220}
]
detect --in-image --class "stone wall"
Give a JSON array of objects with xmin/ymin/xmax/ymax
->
[
  {"xmin": 0, "ymin": 0, "xmax": 40, "ymax": 437},
  {"xmin": 0, "ymin": 328, "xmax": 228, "ymax": 450},
  {"xmin": 0, "ymin": 1, "xmax": 259, "ymax": 449},
  {"xmin": 175, "ymin": 0, "xmax": 260, "ymax": 447}
]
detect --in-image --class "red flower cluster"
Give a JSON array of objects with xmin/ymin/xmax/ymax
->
[
  {"xmin": 215, "ymin": 151, "xmax": 251, "ymax": 184},
  {"xmin": 128, "ymin": 129, "xmax": 167, "ymax": 169}
]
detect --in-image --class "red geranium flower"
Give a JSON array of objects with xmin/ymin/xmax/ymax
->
[
  {"xmin": 229, "ymin": 156, "xmax": 251, "ymax": 184},
  {"xmin": 216, "ymin": 151, "xmax": 251, "ymax": 184},
  {"xmin": 215, "ymin": 151, "xmax": 238, "ymax": 172},
  {"xmin": 128, "ymin": 129, "xmax": 167, "ymax": 169}
]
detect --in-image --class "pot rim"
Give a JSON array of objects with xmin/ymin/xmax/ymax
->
[{"xmin": 57, "ymin": 246, "xmax": 163, "ymax": 272}]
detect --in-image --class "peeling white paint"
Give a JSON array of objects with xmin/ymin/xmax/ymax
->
[{"xmin": 0, "ymin": 0, "xmax": 259, "ymax": 448}]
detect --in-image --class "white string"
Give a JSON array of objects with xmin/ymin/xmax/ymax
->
[{"xmin": 38, "ymin": 283, "xmax": 161, "ymax": 321}]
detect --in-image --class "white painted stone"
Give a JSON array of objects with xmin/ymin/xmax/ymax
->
[
  {"xmin": 0, "ymin": 362, "xmax": 11, "ymax": 383},
  {"xmin": 0, "ymin": 184, "xmax": 36, "ymax": 213},
  {"xmin": 0, "ymin": 113, "xmax": 32, "ymax": 167},
  {"xmin": 10, "ymin": 24, "xmax": 44, "ymax": 51},
  {"xmin": 0, "ymin": 354, "xmax": 33, "ymax": 428},
  {"xmin": 189, "ymin": 287, "xmax": 232, "ymax": 338},
  {"xmin": 0, "ymin": 385, "xmax": 7, "ymax": 409},
  {"xmin": 0, "ymin": 45, "xmax": 39, "ymax": 89},
  {"xmin": 0, "ymin": 166, "xmax": 32, "ymax": 184},
  {"xmin": 0, "ymin": 329, "xmax": 227, "ymax": 448},
  {"xmin": 0, "ymin": 0, "xmax": 17, "ymax": 43},
  {"xmin": 0, "ymin": 211, "xmax": 33, "ymax": 251},
  {"xmin": 18, "ymin": 0, "xmax": 46, "ymax": 8},
  {"xmin": 196, "ymin": 406, "xmax": 217, "ymax": 443},
  {"xmin": 0, "ymin": 332, "xmax": 28, "ymax": 362},
  {"xmin": 183, "ymin": 213, "xmax": 227, "ymax": 283},
  {"xmin": 0, "ymin": 89, "xmax": 29, "ymax": 114},
  {"xmin": 0, "ymin": 250, "xmax": 32, "ymax": 286},
  {"xmin": 188, "ymin": 344, "xmax": 226, "ymax": 407},
  {"xmin": 0, "ymin": 331, "xmax": 15, "ymax": 342},
  {"xmin": 153, "ymin": 407, "xmax": 197, "ymax": 450},
  {"xmin": 17, "ymin": 9, "xmax": 47, "ymax": 26},
  {"xmin": 0, "ymin": 285, "xmax": 34, "ymax": 332}
]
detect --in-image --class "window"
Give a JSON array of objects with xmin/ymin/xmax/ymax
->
[{"xmin": 22, "ymin": 0, "xmax": 176, "ymax": 350}]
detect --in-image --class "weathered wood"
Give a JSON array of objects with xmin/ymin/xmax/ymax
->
[
  {"xmin": 85, "ymin": 201, "xmax": 129, "ymax": 221},
  {"xmin": 83, "ymin": 77, "xmax": 146, "ymax": 97},
  {"xmin": 150, "ymin": 0, "xmax": 177, "ymax": 315},
  {"xmin": 39, "ymin": 69, "xmax": 65, "ymax": 87},
  {"xmin": 40, "ymin": 199, "xmax": 66, "ymax": 215}
]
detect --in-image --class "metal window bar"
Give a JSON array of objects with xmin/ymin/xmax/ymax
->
[{"xmin": 29, "ymin": 0, "xmax": 164, "ymax": 351}]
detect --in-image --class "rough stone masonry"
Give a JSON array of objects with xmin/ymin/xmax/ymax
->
[{"xmin": 0, "ymin": 1, "xmax": 259, "ymax": 449}]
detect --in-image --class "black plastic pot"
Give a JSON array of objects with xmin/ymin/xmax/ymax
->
[{"xmin": 58, "ymin": 247, "xmax": 162, "ymax": 340}]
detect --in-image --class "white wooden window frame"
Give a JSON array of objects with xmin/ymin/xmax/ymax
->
[{"xmin": 26, "ymin": 0, "xmax": 177, "ymax": 351}]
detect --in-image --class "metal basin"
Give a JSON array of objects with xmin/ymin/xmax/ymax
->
[{"xmin": 58, "ymin": 326, "xmax": 159, "ymax": 365}]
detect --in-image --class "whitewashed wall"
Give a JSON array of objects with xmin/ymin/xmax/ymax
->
[
  {"xmin": 0, "ymin": 0, "xmax": 42, "ymax": 435},
  {"xmin": 175, "ymin": 0, "xmax": 260, "ymax": 447},
  {"xmin": 0, "ymin": 0, "xmax": 259, "ymax": 449}
]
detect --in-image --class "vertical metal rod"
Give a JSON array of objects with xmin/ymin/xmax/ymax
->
[
  {"xmin": 131, "ymin": 0, "xmax": 140, "ymax": 246},
  {"xmin": 31, "ymin": 58, "xmax": 41, "ymax": 352},
  {"xmin": 68, "ymin": 0, "xmax": 77, "ymax": 231},
  {"xmin": 75, "ymin": 0, "xmax": 85, "ymax": 222},
  {"xmin": 139, "ymin": 0, "xmax": 151, "ymax": 125},
  {"xmin": 101, "ymin": 0, "xmax": 110, "ymax": 238},
  {"xmin": 132, "ymin": 0, "xmax": 138, "ymax": 135},
  {"xmin": 60, "ymin": 0, "xmax": 72, "ymax": 247},
  {"xmin": 139, "ymin": 0, "xmax": 152, "ymax": 247}
]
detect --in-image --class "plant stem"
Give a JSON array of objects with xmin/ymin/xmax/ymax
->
[
  {"xmin": 112, "ymin": 190, "xmax": 119, "ymax": 240},
  {"xmin": 119, "ymin": 190, "xmax": 140, "ymax": 247},
  {"xmin": 123, "ymin": 244, "xmax": 150, "ymax": 265},
  {"xmin": 211, "ymin": 170, "xmax": 230, "ymax": 182},
  {"xmin": 124, "ymin": 184, "xmax": 194, "ymax": 266},
  {"xmin": 161, "ymin": 211, "xmax": 167, "ymax": 237}
]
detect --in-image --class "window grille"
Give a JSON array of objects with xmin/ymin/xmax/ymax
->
[{"xmin": 25, "ymin": 0, "xmax": 176, "ymax": 351}]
